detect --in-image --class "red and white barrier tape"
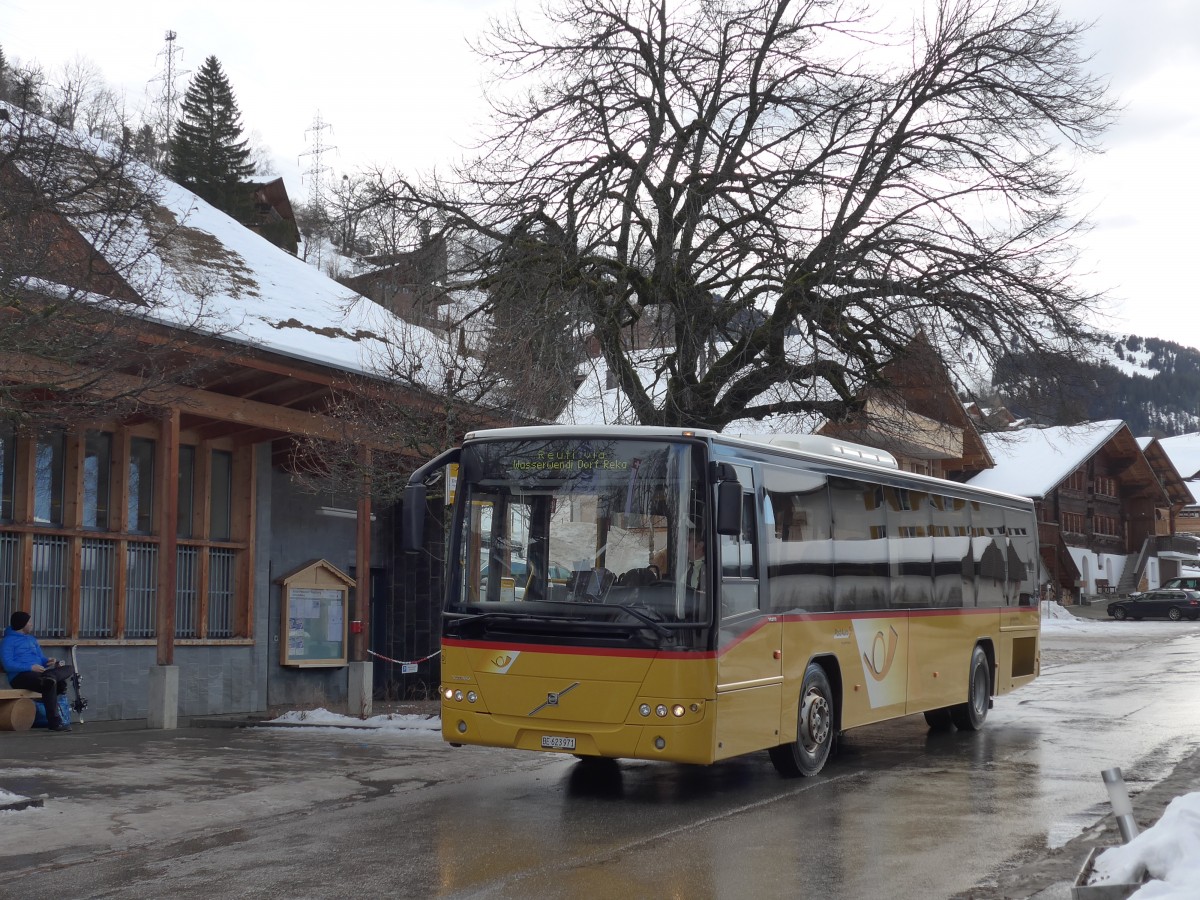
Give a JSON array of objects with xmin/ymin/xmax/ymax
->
[{"xmin": 367, "ymin": 649, "xmax": 441, "ymax": 666}]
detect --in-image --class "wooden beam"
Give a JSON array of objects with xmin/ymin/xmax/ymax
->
[
  {"xmin": 155, "ymin": 409, "xmax": 180, "ymax": 666},
  {"xmin": 353, "ymin": 446, "xmax": 372, "ymax": 663},
  {"xmin": 3, "ymin": 352, "xmax": 358, "ymax": 443}
]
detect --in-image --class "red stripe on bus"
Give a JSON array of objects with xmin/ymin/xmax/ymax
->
[{"xmin": 442, "ymin": 637, "xmax": 715, "ymax": 660}]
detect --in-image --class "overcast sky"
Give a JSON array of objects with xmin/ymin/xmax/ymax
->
[{"xmin": 3, "ymin": 0, "xmax": 1198, "ymax": 349}]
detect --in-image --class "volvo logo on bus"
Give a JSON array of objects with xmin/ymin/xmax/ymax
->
[{"xmin": 529, "ymin": 682, "xmax": 579, "ymax": 716}]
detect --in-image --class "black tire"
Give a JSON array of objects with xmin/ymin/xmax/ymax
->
[
  {"xmin": 1113, "ymin": 607, "xmax": 1128, "ymax": 621},
  {"xmin": 924, "ymin": 707, "xmax": 954, "ymax": 731},
  {"xmin": 1168, "ymin": 607, "xmax": 1183, "ymax": 621},
  {"xmin": 950, "ymin": 646, "xmax": 991, "ymax": 732},
  {"xmin": 769, "ymin": 663, "xmax": 836, "ymax": 778}
]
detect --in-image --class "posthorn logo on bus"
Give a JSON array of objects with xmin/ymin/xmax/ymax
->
[
  {"xmin": 863, "ymin": 626, "xmax": 901, "ymax": 681},
  {"xmin": 852, "ymin": 621, "xmax": 908, "ymax": 710}
]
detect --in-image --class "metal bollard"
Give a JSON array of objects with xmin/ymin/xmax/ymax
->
[{"xmin": 1101, "ymin": 767, "xmax": 1140, "ymax": 844}]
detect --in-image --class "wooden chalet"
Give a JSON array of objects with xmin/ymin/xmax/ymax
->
[
  {"xmin": 246, "ymin": 176, "xmax": 301, "ymax": 255},
  {"xmin": 970, "ymin": 422, "xmax": 1197, "ymax": 601},
  {"xmin": 818, "ymin": 332, "xmax": 995, "ymax": 481},
  {"xmin": 340, "ymin": 235, "xmax": 450, "ymax": 330},
  {"xmin": 1155, "ymin": 434, "xmax": 1200, "ymax": 538},
  {"xmin": 1, "ymin": 115, "xmax": 511, "ymax": 725}
]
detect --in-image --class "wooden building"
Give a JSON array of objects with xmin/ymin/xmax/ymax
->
[
  {"xmin": 818, "ymin": 332, "xmax": 995, "ymax": 482},
  {"xmin": 969, "ymin": 422, "xmax": 1196, "ymax": 600},
  {"xmin": 1155, "ymin": 433, "xmax": 1200, "ymax": 538},
  {"xmin": 0, "ymin": 114, "xmax": 508, "ymax": 724}
]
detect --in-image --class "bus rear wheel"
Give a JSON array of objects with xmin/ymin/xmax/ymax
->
[
  {"xmin": 950, "ymin": 646, "xmax": 991, "ymax": 732},
  {"xmin": 769, "ymin": 663, "xmax": 835, "ymax": 778}
]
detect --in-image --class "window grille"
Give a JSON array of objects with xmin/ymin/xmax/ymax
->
[
  {"xmin": 31, "ymin": 534, "xmax": 70, "ymax": 637},
  {"xmin": 125, "ymin": 540, "xmax": 158, "ymax": 638},
  {"xmin": 80, "ymin": 537, "xmax": 116, "ymax": 637},
  {"xmin": 175, "ymin": 545, "xmax": 199, "ymax": 638},
  {"xmin": 208, "ymin": 548, "xmax": 235, "ymax": 638}
]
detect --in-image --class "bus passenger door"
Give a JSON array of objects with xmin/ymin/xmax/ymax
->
[{"xmin": 714, "ymin": 468, "xmax": 782, "ymax": 759}]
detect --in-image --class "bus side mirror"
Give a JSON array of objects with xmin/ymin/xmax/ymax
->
[
  {"xmin": 717, "ymin": 478, "xmax": 742, "ymax": 536},
  {"xmin": 401, "ymin": 483, "xmax": 427, "ymax": 552}
]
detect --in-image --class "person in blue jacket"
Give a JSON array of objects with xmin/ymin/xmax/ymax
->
[{"xmin": 2, "ymin": 610, "xmax": 71, "ymax": 731}]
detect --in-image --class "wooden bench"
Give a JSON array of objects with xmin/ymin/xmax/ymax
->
[{"xmin": 0, "ymin": 687, "xmax": 42, "ymax": 731}]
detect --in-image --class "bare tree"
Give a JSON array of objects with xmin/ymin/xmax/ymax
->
[
  {"xmin": 288, "ymin": 313, "xmax": 534, "ymax": 502},
  {"xmin": 0, "ymin": 102, "xmax": 223, "ymax": 428},
  {"xmin": 48, "ymin": 57, "xmax": 124, "ymax": 142},
  {"xmin": 383, "ymin": 0, "xmax": 1114, "ymax": 431}
]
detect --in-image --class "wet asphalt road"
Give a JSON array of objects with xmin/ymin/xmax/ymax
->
[{"xmin": 2, "ymin": 611, "xmax": 1199, "ymax": 899}]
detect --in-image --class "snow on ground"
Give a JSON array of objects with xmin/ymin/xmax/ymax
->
[
  {"xmin": 1040, "ymin": 601, "xmax": 1111, "ymax": 631},
  {"xmin": 268, "ymin": 707, "xmax": 441, "ymax": 733},
  {"xmin": 1040, "ymin": 601, "xmax": 1200, "ymax": 898},
  {"xmin": 1089, "ymin": 792, "xmax": 1200, "ymax": 898},
  {"xmin": 0, "ymin": 788, "xmax": 30, "ymax": 806}
]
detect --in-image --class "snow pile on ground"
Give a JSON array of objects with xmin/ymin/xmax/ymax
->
[
  {"xmin": 1040, "ymin": 601, "xmax": 1109, "ymax": 631},
  {"xmin": 0, "ymin": 788, "xmax": 31, "ymax": 807},
  {"xmin": 268, "ymin": 707, "xmax": 440, "ymax": 732},
  {"xmin": 1089, "ymin": 792, "xmax": 1200, "ymax": 898},
  {"xmin": 1041, "ymin": 600, "xmax": 1077, "ymax": 621}
]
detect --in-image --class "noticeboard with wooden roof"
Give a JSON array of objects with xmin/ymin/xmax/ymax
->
[{"xmin": 276, "ymin": 559, "xmax": 355, "ymax": 667}]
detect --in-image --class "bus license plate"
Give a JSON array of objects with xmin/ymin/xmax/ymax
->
[{"xmin": 541, "ymin": 735, "xmax": 576, "ymax": 750}]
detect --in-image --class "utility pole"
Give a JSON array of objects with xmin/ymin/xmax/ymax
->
[
  {"xmin": 149, "ymin": 30, "xmax": 188, "ymax": 167},
  {"xmin": 299, "ymin": 112, "xmax": 336, "ymax": 263}
]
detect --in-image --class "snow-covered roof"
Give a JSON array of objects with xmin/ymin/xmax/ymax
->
[
  {"xmin": 3, "ymin": 103, "xmax": 454, "ymax": 386},
  {"xmin": 967, "ymin": 421, "xmax": 1125, "ymax": 498},
  {"xmin": 558, "ymin": 346, "xmax": 836, "ymax": 434},
  {"xmin": 1158, "ymin": 433, "xmax": 1200, "ymax": 481},
  {"xmin": 142, "ymin": 179, "xmax": 443, "ymax": 377}
]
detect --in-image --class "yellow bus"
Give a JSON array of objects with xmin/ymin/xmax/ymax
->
[{"xmin": 403, "ymin": 426, "xmax": 1040, "ymax": 776}]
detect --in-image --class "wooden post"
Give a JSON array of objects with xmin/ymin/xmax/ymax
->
[
  {"xmin": 156, "ymin": 409, "xmax": 180, "ymax": 666},
  {"xmin": 353, "ymin": 446, "xmax": 372, "ymax": 662}
]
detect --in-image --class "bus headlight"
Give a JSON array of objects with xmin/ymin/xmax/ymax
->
[
  {"xmin": 672, "ymin": 704, "xmax": 686, "ymax": 718},
  {"xmin": 443, "ymin": 688, "xmax": 454, "ymax": 701},
  {"xmin": 655, "ymin": 704, "xmax": 668, "ymax": 718},
  {"xmin": 454, "ymin": 690, "xmax": 464, "ymax": 702},
  {"xmin": 467, "ymin": 691, "xmax": 478, "ymax": 704}
]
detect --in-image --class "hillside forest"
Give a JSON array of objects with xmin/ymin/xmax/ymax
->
[{"xmin": 992, "ymin": 336, "xmax": 1200, "ymax": 437}]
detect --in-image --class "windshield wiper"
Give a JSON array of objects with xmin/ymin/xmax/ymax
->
[
  {"xmin": 447, "ymin": 603, "xmax": 673, "ymax": 644},
  {"xmin": 548, "ymin": 599, "xmax": 673, "ymax": 639},
  {"xmin": 607, "ymin": 603, "xmax": 673, "ymax": 638}
]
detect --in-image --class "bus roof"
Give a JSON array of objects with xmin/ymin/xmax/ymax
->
[
  {"xmin": 464, "ymin": 425, "xmax": 895, "ymax": 464},
  {"xmin": 459, "ymin": 425, "xmax": 1032, "ymax": 507}
]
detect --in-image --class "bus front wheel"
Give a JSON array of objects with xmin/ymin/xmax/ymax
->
[
  {"xmin": 950, "ymin": 646, "xmax": 991, "ymax": 732},
  {"xmin": 769, "ymin": 663, "xmax": 835, "ymax": 778},
  {"xmin": 924, "ymin": 707, "xmax": 954, "ymax": 730}
]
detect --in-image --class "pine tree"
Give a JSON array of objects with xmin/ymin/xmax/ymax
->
[
  {"xmin": 168, "ymin": 56, "xmax": 255, "ymax": 218},
  {"xmin": 0, "ymin": 46, "xmax": 9, "ymax": 103}
]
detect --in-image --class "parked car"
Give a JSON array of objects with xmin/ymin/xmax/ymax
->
[
  {"xmin": 1129, "ymin": 576, "xmax": 1200, "ymax": 599},
  {"xmin": 1107, "ymin": 589, "xmax": 1200, "ymax": 621}
]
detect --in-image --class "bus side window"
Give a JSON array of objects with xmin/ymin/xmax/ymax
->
[{"xmin": 720, "ymin": 466, "xmax": 759, "ymax": 618}]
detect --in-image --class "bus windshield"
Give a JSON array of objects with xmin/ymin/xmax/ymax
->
[{"xmin": 449, "ymin": 438, "xmax": 711, "ymax": 641}]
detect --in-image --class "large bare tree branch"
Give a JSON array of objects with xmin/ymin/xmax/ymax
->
[{"xmin": 378, "ymin": 0, "xmax": 1113, "ymax": 431}]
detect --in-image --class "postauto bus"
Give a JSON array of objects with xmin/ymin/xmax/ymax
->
[{"xmin": 402, "ymin": 426, "xmax": 1040, "ymax": 776}]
